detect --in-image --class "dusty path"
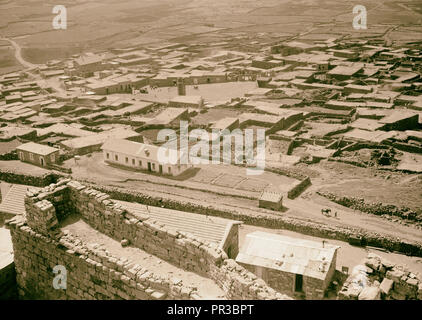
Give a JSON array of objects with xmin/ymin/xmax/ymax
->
[{"xmin": 0, "ymin": 37, "xmax": 38, "ymax": 70}]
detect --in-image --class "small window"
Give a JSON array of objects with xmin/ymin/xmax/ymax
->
[
  {"xmin": 125, "ymin": 157, "xmax": 128, "ymax": 163},
  {"xmin": 132, "ymin": 159, "xmax": 135, "ymax": 165},
  {"xmin": 139, "ymin": 160, "xmax": 142, "ymax": 166},
  {"xmin": 115, "ymin": 155, "xmax": 118, "ymax": 161},
  {"xmin": 106, "ymin": 153, "xmax": 110, "ymax": 159}
]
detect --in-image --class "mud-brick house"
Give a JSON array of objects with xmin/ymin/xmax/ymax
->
[
  {"xmin": 236, "ymin": 231, "xmax": 339, "ymax": 299},
  {"xmin": 259, "ymin": 190, "xmax": 283, "ymax": 211},
  {"xmin": 16, "ymin": 142, "xmax": 59, "ymax": 167}
]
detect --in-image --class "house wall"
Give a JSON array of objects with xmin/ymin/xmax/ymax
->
[
  {"xmin": 240, "ymin": 262, "xmax": 328, "ymax": 299},
  {"xmin": 17, "ymin": 150, "xmax": 59, "ymax": 167},
  {"xmin": 102, "ymin": 149, "xmax": 191, "ymax": 176},
  {"xmin": 258, "ymin": 199, "xmax": 283, "ymax": 211}
]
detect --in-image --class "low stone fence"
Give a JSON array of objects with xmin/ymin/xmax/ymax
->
[
  {"xmin": 317, "ymin": 191, "xmax": 421, "ymax": 223},
  {"xmin": 0, "ymin": 169, "xmax": 61, "ymax": 187}
]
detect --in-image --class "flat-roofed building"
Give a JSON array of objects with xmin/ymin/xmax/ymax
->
[
  {"xmin": 236, "ymin": 231, "xmax": 339, "ymax": 299},
  {"xmin": 378, "ymin": 111, "xmax": 419, "ymax": 131},
  {"xmin": 16, "ymin": 142, "xmax": 59, "ymax": 167},
  {"xmin": 259, "ymin": 189, "xmax": 283, "ymax": 211},
  {"xmin": 169, "ymin": 95, "xmax": 204, "ymax": 108},
  {"xmin": 327, "ymin": 64, "xmax": 364, "ymax": 80},
  {"xmin": 60, "ymin": 128, "xmax": 139, "ymax": 155},
  {"xmin": 101, "ymin": 138, "xmax": 192, "ymax": 176}
]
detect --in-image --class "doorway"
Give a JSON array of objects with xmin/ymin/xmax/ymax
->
[
  {"xmin": 295, "ymin": 274, "xmax": 303, "ymax": 292},
  {"xmin": 159, "ymin": 165, "xmax": 163, "ymax": 174},
  {"xmin": 40, "ymin": 157, "xmax": 45, "ymax": 167},
  {"xmin": 147, "ymin": 162, "xmax": 152, "ymax": 172}
]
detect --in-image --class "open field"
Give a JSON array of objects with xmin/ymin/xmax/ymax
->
[{"xmin": 0, "ymin": 0, "xmax": 421, "ymax": 64}]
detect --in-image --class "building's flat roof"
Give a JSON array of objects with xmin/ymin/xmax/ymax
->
[
  {"xmin": 0, "ymin": 184, "xmax": 41, "ymax": 217},
  {"xmin": 327, "ymin": 64, "xmax": 363, "ymax": 76},
  {"xmin": 61, "ymin": 128, "xmax": 138, "ymax": 149},
  {"xmin": 379, "ymin": 111, "xmax": 418, "ymax": 124},
  {"xmin": 115, "ymin": 200, "xmax": 242, "ymax": 245},
  {"xmin": 236, "ymin": 231, "xmax": 339, "ymax": 280},
  {"xmin": 211, "ymin": 117, "xmax": 239, "ymax": 130},
  {"xmin": 170, "ymin": 95, "xmax": 203, "ymax": 105},
  {"xmin": 260, "ymin": 190, "xmax": 282, "ymax": 202},
  {"xmin": 146, "ymin": 107, "xmax": 187, "ymax": 125},
  {"xmin": 16, "ymin": 142, "xmax": 59, "ymax": 156}
]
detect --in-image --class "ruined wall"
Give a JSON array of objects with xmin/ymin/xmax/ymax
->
[
  {"xmin": 339, "ymin": 253, "xmax": 422, "ymax": 300},
  {"xmin": 7, "ymin": 218, "xmax": 198, "ymax": 300},
  {"xmin": 8, "ymin": 179, "xmax": 291, "ymax": 300}
]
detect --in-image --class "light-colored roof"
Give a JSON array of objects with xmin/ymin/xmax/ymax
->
[
  {"xmin": 115, "ymin": 200, "xmax": 242, "ymax": 245},
  {"xmin": 327, "ymin": 64, "xmax": 363, "ymax": 76},
  {"xmin": 260, "ymin": 190, "xmax": 283, "ymax": 203},
  {"xmin": 170, "ymin": 95, "xmax": 203, "ymax": 105},
  {"xmin": 146, "ymin": 107, "xmax": 187, "ymax": 125},
  {"xmin": 379, "ymin": 111, "xmax": 418, "ymax": 124},
  {"xmin": 101, "ymin": 139, "xmax": 183, "ymax": 163},
  {"xmin": 16, "ymin": 142, "xmax": 59, "ymax": 156},
  {"xmin": 61, "ymin": 128, "xmax": 138, "ymax": 149},
  {"xmin": 0, "ymin": 184, "xmax": 40, "ymax": 216},
  {"xmin": 236, "ymin": 231, "xmax": 339, "ymax": 280},
  {"xmin": 211, "ymin": 117, "xmax": 239, "ymax": 130}
]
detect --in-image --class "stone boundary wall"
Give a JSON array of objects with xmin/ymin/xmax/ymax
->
[
  {"xmin": 317, "ymin": 191, "xmax": 422, "ymax": 223},
  {"xmin": 10, "ymin": 179, "xmax": 291, "ymax": 300},
  {"xmin": 0, "ymin": 151, "xmax": 18, "ymax": 161},
  {"xmin": 91, "ymin": 184, "xmax": 422, "ymax": 257},
  {"xmin": 393, "ymin": 142, "xmax": 422, "ymax": 154},
  {"xmin": 0, "ymin": 169, "xmax": 62, "ymax": 187},
  {"xmin": 264, "ymin": 167, "xmax": 311, "ymax": 199},
  {"xmin": 6, "ymin": 217, "xmax": 198, "ymax": 300},
  {"xmin": 287, "ymin": 177, "xmax": 311, "ymax": 199},
  {"xmin": 0, "ymin": 261, "xmax": 17, "ymax": 300}
]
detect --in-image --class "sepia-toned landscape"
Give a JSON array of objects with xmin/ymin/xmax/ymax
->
[{"xmin": 0, "ymin": 0, "xmax": 422, "ymax": 303}]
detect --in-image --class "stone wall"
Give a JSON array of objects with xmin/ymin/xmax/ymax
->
[
  {"xmin": 7, "ymin": 179, "xmax": 292, "ymax": 300},
  {"xmin": 287, "ymin": 177, "xmax": 311, "ymax": 199},
  {"xmin": 317, "ymin": 191, "xmax": 421, "ymax": 223},
  {"xmin": 0, "ymin": 169, "xmax": 61, "ymax": 187},
  {"xmin": 6, "ymin": 217, "xmax": 199, "ymax": 300}
]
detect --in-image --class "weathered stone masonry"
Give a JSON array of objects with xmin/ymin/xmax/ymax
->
[{"xmin": 7, "ymin": 179, "xmax": 292, "ymax": 300}]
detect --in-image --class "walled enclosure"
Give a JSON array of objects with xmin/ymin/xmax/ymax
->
[{"xmin": 6, "ymin": 178, "xmax": 292, "ymax": 300}]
